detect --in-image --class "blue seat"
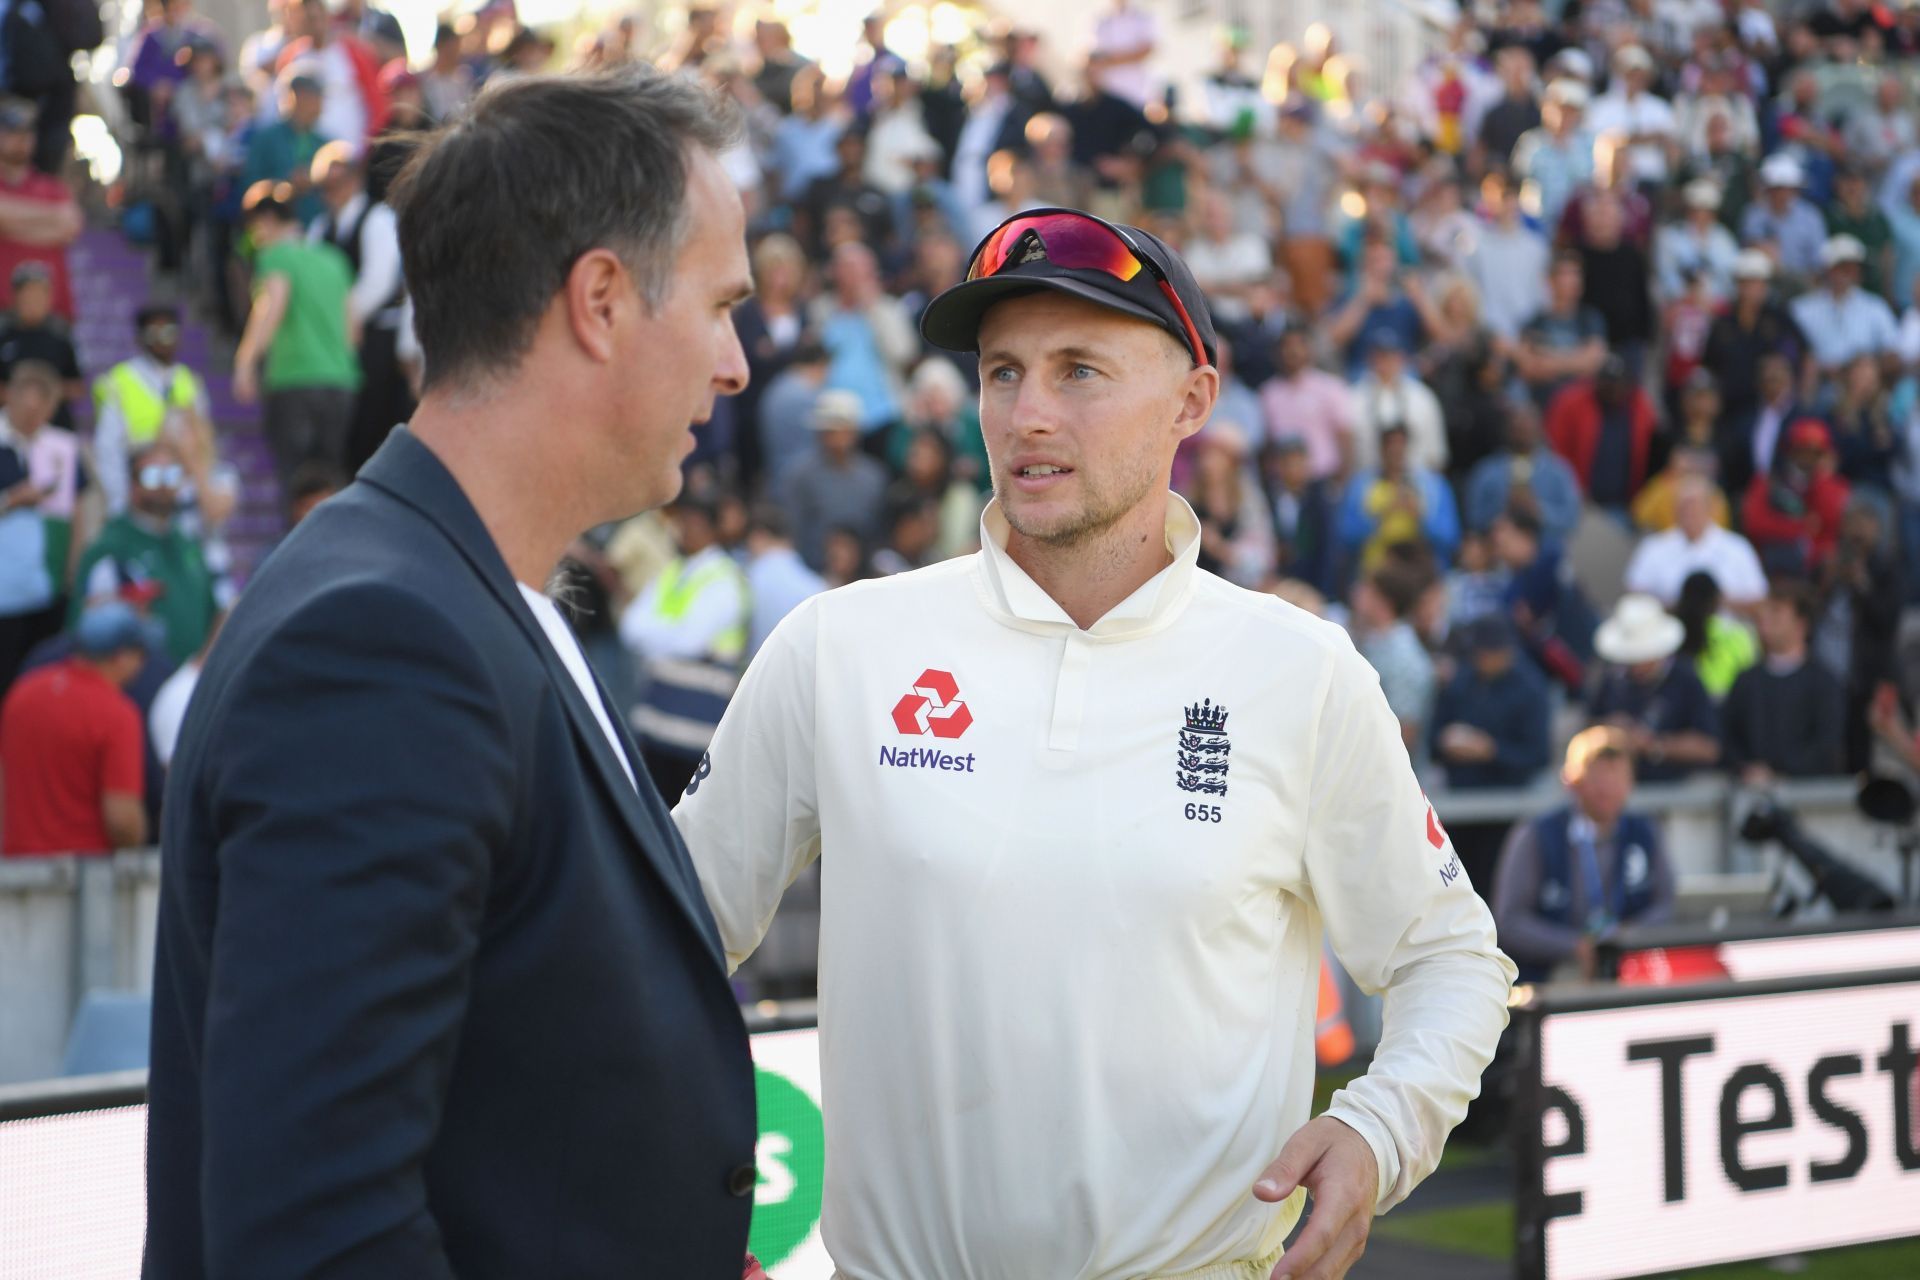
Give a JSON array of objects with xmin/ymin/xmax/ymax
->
[{"xmin": 61, "ymin": 990, "xmax": 153, "ymax": 1076}]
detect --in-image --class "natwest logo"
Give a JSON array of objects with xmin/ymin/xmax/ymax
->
[{"xmin": 891, "ymin": 668, "xmax": 972, "ymax": 739}]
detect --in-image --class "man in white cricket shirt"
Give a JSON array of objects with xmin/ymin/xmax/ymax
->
[{"xmin": 676, "ymin": 207, "xmax": 1516, "ymax": 1280}]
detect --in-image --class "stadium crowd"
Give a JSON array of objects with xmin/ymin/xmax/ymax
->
[{"xmin": 4, "ymin": 0, "xmax": 1920, "ymax": 979}]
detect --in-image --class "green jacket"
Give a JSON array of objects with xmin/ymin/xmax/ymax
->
[{"xmin": 70, "ymin": 514, "xmax": 217, "ymax": 663}]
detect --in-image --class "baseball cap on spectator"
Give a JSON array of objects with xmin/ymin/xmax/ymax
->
[
  {"xmin": 1613, "ymin": 45, "xmax": 1654, "ymax": 74},
  {"xmin": 1271, "ymin": 435, "xmax": 1309, "ymax": 456},
  {"xmin": 1758, "ymin": 153, "xmax": 1804, "ymax": 188},
  {"xmin": 0, "ymin": 96, "xmax": 37, "ymax": 132},
  {"xmin": 1280, "ymin": 96, "xmax": 1316, "ymax": 122},
  {"xmin": 1548, "ymin": 48, "xmax": 1594, "ymax": 82},
  {"xmin": 1682, "ymin": 179, "xmax": 1721, "ymax": 211},
  {"xmin": 1732, "ymin": 248, "xmax": 1773, "ymax": 280},
  {"xmin": 285, "ymin": 70, "xmax": 323, "ymax": 97},
  {"xmin": 1785, "ymin": 418, "xmax": 1832, "ymax": 453},
  {"xmin": 75, "ymin": 602, "xmax": 150, "ymax": 659},
  {"xmin": 1367, "ymin": 329, "xmax": 1406, "ymax": 355},
  {"xmin": 1820, "ymin": 233, "xmax": 1867, "ymax": 268},
  {"xmin": 810, "ymin": 389, "xmax": 865, "ymax": 430},
  {"xmin": 1198, "ymin": 423, "xmax": 1250, "ymax": 457},
  {"xmin": 1683, "ymin": 367, "xmax": 1718, "ymax": 394},
  {"xmin": 1464, "ymin": 614, "xmax": 1515, "ymax": 653},
  {"xmin": 10, "ymin": 260, "xmax": 51, "ymax": 290},
  {"xmin": 1545, "ymin": 79, "xmax": 1589, "ymax": 110},
  {"xmin": 921, "ymin": 208, "xmax": 1219, "ymax": 367}
]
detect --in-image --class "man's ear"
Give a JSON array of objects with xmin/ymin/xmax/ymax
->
[
  {"xmin": 564, "ymin": 248, "xmax": 633, "ymax": 364},
  {"xmin": 1173, "ymin": 363, "xmax": 1221, "ymax": 442}
]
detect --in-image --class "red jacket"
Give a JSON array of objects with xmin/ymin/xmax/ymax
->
[
  {"xmin": 275, "ymin": 34, "xmax": 391, "ymax": 141},
  {"xmin": 1741, "ymin": 467, "xmax": 1850, "ymax": 567},
  {"xmin": 1544, "ymin": 380, "xmax": 1658, "ymax": 499}
]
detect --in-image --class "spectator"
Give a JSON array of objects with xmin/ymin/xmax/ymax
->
[
  {"xmin": 1672, "ymin": 570, "xmax": 1757, "ymax": 699},
  {"xmin": 1790, "ymin": 234, "xmax": 1900, "ymax": 387},
  {"xmin": 274, "ymin": 0, "xmax": 388, "ymax": 146},
  {"xmin": 1468, "ymin": 170, "xmax": 1550, "ymax": 342},
  {"xmin": 1348, "ymin": 559, "xmax": 1436, "ymax": 764},
  {"xmin": 1258, "ymin": 324, "xmax": 1355, "ymax": 482},
  {"xmin": 798, "ymin": 129, "xmax": 893, "ymax": 257},
  {"xmin": 1430, "ymin": 614, "xmax": 1552, "ymax": 789},
  {"xmin": 1259, "ymin": 436, "xmax": 1334, "ymax": 595},
  {"xmin": 0, "ymin": 97, "xmax": 78, "ymax": 321},
  {"xmin": 1721, "ymin": 578, "xmax": 1845, "ymax": 782},
  {"xmin": 93, "ymin": 304, "xmax": 215, "ymax": 516},
  {"xmin": 1510, "ymin": 79, "xmax": 1594, "ymax": 229},
  {"xmin": 1491, "ymin": 725, "xmax": 1676, "ymax": 982},
  {"xmin": 1545, "ymin": 354, "xmax": 1659, "ymax": 513},
  {"xmin": 333, "ymin": 0, "xmax": 407, "ymax": 67},
  {"xmin": 71, "ymin": 441, "xmax": 219, "ymax": 665},
  {"xmin": 1418, "ymin": 277, "xmax": 1507, "ymax": 481},
  {"xmin": 811, "ymin": 241, "xmax": 916, "ymax": 439},
  {"xmin": 1635, "ymin": 434, "xmax": 1735, "ymax": 544},
  {"xmin": 1325, "ymin": 235, "xmax": 1425, "ymax": 378},
  {"xmin": 1183, "ymin": 188, "xmax": 1274, "ymax": 328},
  {"xmin": 887, "ymin": 356, "xmax": 987, "ymax": 492},
  {"xmin": 731, "ymin": 233, "xmax": 810, "ymax": 488},
  {"xmin": 149, "ymin": 616, "xmax": 223, "ymax": 769},
  {"xmin": 757, "ymin": 341, "xmax": 830, "ymax": 486},
  {"xmin": 0, "ymin": 261, "xmax": 80, "ymax": 425},
  {"xmin": 1625, "ymin": 474, "xmax": 1768, "ymax": 608},
  {"xmin": 3, "ymin": 360, "xmax": 83, "ymax": 611},
  {"xmin": 1572, "ymin": 189, "xmax": 1658, "ymax": 379},
  {"xmin": 0, "ymin": 603, "xmax": 151, "ymax": 856},
  {"xmin": 743, "ymin": 505, "xmax": 823, "ymax": 657},
  {"xmin": 1338, "ymin": 422, "xmax": 1460, "ymax": 577},
  {"xmin": 779, "ymin": 389, "xmax": 889, "ymax": 571},
  {"xmin": 242, "ymin": 73, "xmax": 328, "ymax": 226},
  {"xmin": 1655, "ymin": 179, "xmax": 1739, "ymax": 303},
  {"xmin": 1491, "ymin": 503, "xmax": 1590, "ymax": 691},
  {"xmin": 1821, "ymin": 499, "xmax": 1904, "ymax": 770},
  {"xmin": 233, "ymin": 181, "xmax": 359, "ymax": 499},
  {"xmin": 1475, "ymin": 45, "xmax": 1541, "ymax": 171},
  {"xmin": 308, "ymin": 141, "xmax": 410, "ymax": 473},
  {"xmin": 0, "ymin": 392, "xmax": 57, "ymax": 691},
  {"xmin": 1589, "ymin": 594, "xmax": 1721, "ymax": 782},
  {"xmin": 419, "ymin": 24, "xmax": 476, "ymax": 124},
  {"xmin": 1740, "ymin": 153, "xmax": 1826, "ymax": 286},
  {"xmin": 1514, "ymin": 251, "xmax": 1607, "ymax": 406},
  {"xmin": 1262, "ymin": 98, "xmax": 1343, "ymax": 316},
  {"xmin": 750, "ymin": 18, "xmax": 809, "ymax": 115},
  {"xmin": 621, "ymin": 493, "xmax": 750, "ymax": 800},
  {"xmin": 1825, "ymin": 167, "xmax": 1894, "ymax": 300},
  {"xmin": 1701, "ymin": 251, "xmax": 1805, "ymax": 437},
  {"xmin": 1463, "ymin": 400, "xmax": 1582, "ymax": 545},
  {"xmin": 1187, "ymin": 426, "xmax": 1273, "ymax": 588},
  {"xmin": 1350, "ymin": 330, "xmax": 1447, "ymax": 476},
  {"xmin": 1826, "ymin": 355, "xmax": 1900, "ymax": 494},
  {"xmin": 889, "ymin": 429, "xmax": 982, "ymax": 561},
  {"xmin": 1840, "ymin": 75, "xmax": 1912, "ymax": 181},
  {"xmin": 1586, "ymin": 46, "xmax": 1678, "ymax": 190},
  {"xmin": 819, "ymin": 523, "xmax": 871, "ymax": 589},
  {"xmin": 1742, "ymin": 418, "xmax": 1851, "ymax": 574},
  {"xmin": 1675, "ymin": 107, "xmax": 1755, "ymax": 236}
]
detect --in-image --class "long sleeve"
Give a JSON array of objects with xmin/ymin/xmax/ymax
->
[
  {"xmin": 348, "ymin": 203, "xmax": 403, "ymax": 327},
  {"xmin": 1491, "ymin": 673, "xmax": 1550, "ymax": 777},
  {"xmin": 1636, "ymin": 827, "xmax": 1677, "ymax": 927},
  {"xmin": 1534, "ymin": 457, "xmax": 1583, "ymax": 545},
  {"xmin": 1489, "ymin": 819, "xmax": 1582, "ymax": 967},
  {"xmin": 618, "ymin": 560, "xmax": 747, "ymax": 663},
  {"xmin": 1302, "ymin": 635, "xmax": 1516, "ymax": 1212},
  {"xmin": 674, "ymin": 597, "xmax": 823, "ymax": 973},
  {"xmin": 196, "ymin": 585, "xmax": 512, "ymax": 1277},
  {"xmin": 93, "ymin": 389, "xmax": 131, "ymax": 515},
  {"xmin": 1420, "ymin": 473, "xmax": 1461, "ymax": 562},
  {"xmin": 1783, "ymin": 666, "xmax": 1844, "ymax": 775}
]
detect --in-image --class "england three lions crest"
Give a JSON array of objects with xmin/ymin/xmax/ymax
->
[{"xmin": 1177, "ymin": 698, "xmax": 1230, "ymax": 796}]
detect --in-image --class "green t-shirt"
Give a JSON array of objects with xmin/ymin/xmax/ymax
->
[
  {"xmin": 70, "ymin": 514, "xmax": 217, "ymax": 664},
  {"xmin": 255, "ymin": 240, "xmax": 360, "ymax": 393}
]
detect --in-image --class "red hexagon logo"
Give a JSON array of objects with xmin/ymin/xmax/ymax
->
[{"xmin": 890, "ymin": 669, "xmax": 970, "ymax": 738}]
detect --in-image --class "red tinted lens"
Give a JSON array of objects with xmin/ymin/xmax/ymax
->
[{"xmin": 968, "ymin": 214, "xmax": 1144, "ymax": 282}]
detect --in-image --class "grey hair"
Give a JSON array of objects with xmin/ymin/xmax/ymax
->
[{"xmin": 389, "ymin": 65, "xmax": 743, "ymax": 393}]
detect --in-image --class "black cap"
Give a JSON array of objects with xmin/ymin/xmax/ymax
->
[
  {"xmin": 1465, "ymin": 614, "xmax": 1515, "ymax": 653},
  {"xmin": 920, "ymin": 209, "xmax": 1218, "ymax": 366}
]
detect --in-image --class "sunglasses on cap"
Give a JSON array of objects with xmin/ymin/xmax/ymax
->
[
  {"xmin": 138, "ymin": 464, "xmax": 185, "ymax": 489},
  {"xmin": 965, "ymin": 209, "xmax": 1209, "ymax": 368}
]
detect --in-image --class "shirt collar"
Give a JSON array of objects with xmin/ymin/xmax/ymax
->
[{"xmin": 971, "ymin": 492, "xmax": 1202, "ymax": 638}]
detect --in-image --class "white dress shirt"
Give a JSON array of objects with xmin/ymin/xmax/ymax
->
[
  {"xmin": 1623, "ymin": 523, "xmax": 1769, "ymax": 605},
  {"xmin": 677, "ymin": 496, "xmax": 1514, "ymax": 1280},
  {"xmin": 518, "ymin": 582, "xmax": 635, "ymax": 791}
]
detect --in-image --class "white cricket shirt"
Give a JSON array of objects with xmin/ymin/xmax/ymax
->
[{"xmin": 676, "ymin": 496, "xmax": 1515, "ymax": 1280}]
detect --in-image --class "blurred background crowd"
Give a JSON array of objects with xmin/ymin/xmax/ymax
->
[{"xmin": 6, "ymin": 0, "xmax": 1920, "ymax": 992}]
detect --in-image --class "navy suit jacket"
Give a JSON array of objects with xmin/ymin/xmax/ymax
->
[{"xmin": 145, "ymin": 429, "xmax": 758, "ymax": 1278}]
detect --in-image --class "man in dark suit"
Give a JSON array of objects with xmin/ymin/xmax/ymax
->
[{"xmin": 145, "ymin": 69, "xmax": 760, "ymax": 1278}]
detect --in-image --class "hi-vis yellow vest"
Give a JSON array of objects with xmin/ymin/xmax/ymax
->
[{"xmin": 94, "ymin": 362, "xmax": 202, "ymax": 446}]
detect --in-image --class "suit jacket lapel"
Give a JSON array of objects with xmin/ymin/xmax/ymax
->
[{"xmin": 356, "ymin": 429, "xmax": 728, "ymax": 970}]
